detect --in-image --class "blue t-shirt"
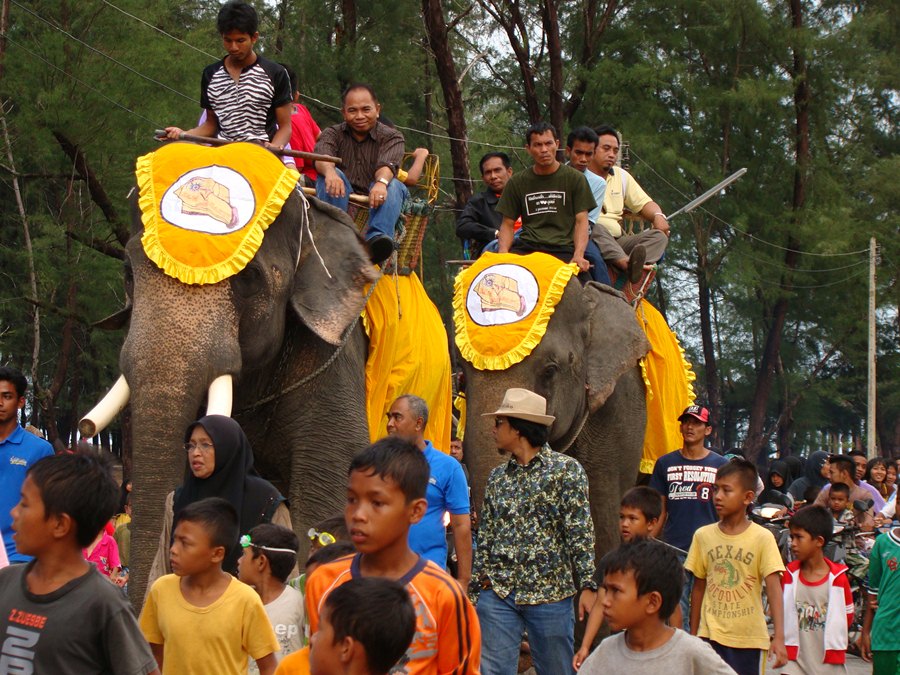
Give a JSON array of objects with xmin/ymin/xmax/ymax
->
[
  {"xmin": 408, "ymin": 442, "xmax": 470, "ymax": 568},
  {"xmin": 584, "ymin": 169, "xmax": 607, "ymax": 224},
  {"xmin": 1, "ymin": 425, "xmax": 54, "ymax": 562},
  {"xmin": 649, "ymin": 449, "xmax": 728, "ymax": 551}
]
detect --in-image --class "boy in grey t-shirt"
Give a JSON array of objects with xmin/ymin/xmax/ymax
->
[{"xmin": 578, "ymin": 539, "xmax": 734, "ymax": 674}]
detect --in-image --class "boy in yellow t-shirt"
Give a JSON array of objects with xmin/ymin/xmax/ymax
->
[
  {"xmin": 686, "ymin": 459, "xmax": 788, "ymax": 675},
  {"xmin": 140, "ymin": 497, "xmax": 279, "ymax": 675}
]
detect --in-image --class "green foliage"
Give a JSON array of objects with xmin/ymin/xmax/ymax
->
[{"xmin": 0, "ymin": 0, "xmax": 896, "ymax": 456}]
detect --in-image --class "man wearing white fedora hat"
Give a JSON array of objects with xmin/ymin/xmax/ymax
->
[{"xmin": 472, "ymin": 388, "xmax": 597, "ymax": 675}]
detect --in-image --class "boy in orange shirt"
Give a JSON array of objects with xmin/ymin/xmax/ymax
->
[{"xmin": 305, "ymin": 437, "xmax": 481, "ymax": 674}]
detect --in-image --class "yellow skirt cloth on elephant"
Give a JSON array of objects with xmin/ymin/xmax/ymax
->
[
  {"xmin": 362, "ymin": 273, "xmax": 453, "ymax": 452},
  {"xmin": 635, "ymin": 299, "xmax": 696, "ymax": 474}
]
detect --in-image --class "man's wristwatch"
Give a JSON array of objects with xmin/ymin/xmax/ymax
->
[{"xmin": 376, "ymin": 177, "xmax": 390, "ymax": 187}]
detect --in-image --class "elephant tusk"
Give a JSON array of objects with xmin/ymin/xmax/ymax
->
[
  {"xmin": 79, "ymin": 375, "xmax": 131, "ymax": 438},
  {"xmin": 206, "ymin": 374, "xmax": 233, "ymax": 417}
]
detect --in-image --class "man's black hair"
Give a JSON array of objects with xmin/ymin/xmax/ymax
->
[
  {"xmin": 847, "ymin": 450, "xmax": 868, "ymax": 460},
  {"xmin": 216, "ymin": 1, "xmax": 258, "ymax": 35},
  {"xmin": 479, "ymin": 152, "xmax": 511, "ymax": 174},
  {"xmin": 829, "ymin": 455, "xmax": 854, "ymax": 479},
  {"xmin": 593, "ymin": 124, "xmax": 621, "ymax": 142},
  {"xmin": 829, "ymin": 482, "xmax": 851, "ymax": 498},
  {"xmin": 789, "ymin": 505, "xmax": 834, "ymax": 541},
  {"xmin": 307, "ymin": 541, "xmax": 356, "ymax": 568},
  {"xmin": 620, "ymin": 486, "xmax": 663, "ymax": 522},
  {"xmin": 566, "ymin": 126, "xmax": 599, "ymax": 149},
  {"xmin": 506, "ymin": 416, "xmax": 550, "ymax": 448},
  {"xmin": 717, "ymin": 457, "xmax": 758, "ymax": 493},
  {"xmin": 341, "ymin": 82, "xmax": 379, "ymax": 105},
  {"xmin": 27, "ymin": 452, "xmax": 119, "ymax": 548},
  {"xmin": 247, "ymin": 523, "xmax": 299, "ymax": 582},
  {"xmin": 176, "ymin": 497, "xmax": 239, "ymax": 557},
  {"xmin": 348, "ymin": 437, "xmax": 429, "ymax": 502},
  {"xmin": 0, "ymin": 366, "xmax": 27, "ymax": 399},
  {"xmin": 525, "ymin": 121, "xmax": 558, "ymax": 145},
  {"xmin": 280, "ymin": 63, "xmax": 298, "ymax": 94},
  {"xmin": 324, "ymin": 577, "xmax": 416, "ymax": 674},
  {"xmin": 311, "ymin": 514, "xmax": 349, "ymax": 542},
  {"xmin": 599, "ymin": 539, "xmax": 683, "ymax": 619}
]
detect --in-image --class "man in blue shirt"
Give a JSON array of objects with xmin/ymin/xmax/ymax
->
[
  {"xmin": 0, "ymin": 366, "xmax": 54, "ymax": 562},
  {"xmin": 385, "ymin": 394, "xmax": 472, "ymax": 588},
  {"xmin": 649, "ymin": 404, "xmax": 727, "ymax": 629}
]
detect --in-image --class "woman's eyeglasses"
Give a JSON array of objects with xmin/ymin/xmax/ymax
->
[
  {"xmin": 307, "ymin": 528, "xmax": 336, "ymax": 547},
  {"xmin": 184, "ymin": 441, "xmax": 214, "ymax": 453}
]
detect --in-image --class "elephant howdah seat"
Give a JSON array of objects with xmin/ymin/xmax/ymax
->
[{"xmin": 303, "ymin": 152, "xmax": 440, "ymax": 276}]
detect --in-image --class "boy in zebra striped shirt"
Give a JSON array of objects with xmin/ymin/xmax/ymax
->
[{"xmin": 164, "ymin": 1, "xmax": 293, "ymax": 155}]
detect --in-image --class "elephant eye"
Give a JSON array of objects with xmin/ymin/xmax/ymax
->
[
  {"xmin": 542, "ymin": 362, "xmax": 559, "ymax": 380},
  {"xmin": 232, "ymin": 263, "xmax": 264, "ymax": 298}
]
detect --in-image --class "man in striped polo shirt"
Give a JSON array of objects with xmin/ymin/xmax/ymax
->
[{"xmin": 164, "ymin": 1, "xmax": 292, "ymax": 153}]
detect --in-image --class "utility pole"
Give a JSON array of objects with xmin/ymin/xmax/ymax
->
[{"xmin": 867, "ymin": 237, "xmax": 877, "ymax": 458}]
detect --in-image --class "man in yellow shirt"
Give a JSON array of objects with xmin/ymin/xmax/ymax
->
[{"xmin": 589, "ymin": 125, "xmax": 670, "ymax": 274}]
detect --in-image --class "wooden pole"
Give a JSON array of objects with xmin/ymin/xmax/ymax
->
[
  {"xmin": 154, "ymin": 131, "xmax": 342, "ymax": 165},
  {"xmin": 867, "ymin": 237, "xmax": 877, "ymax": 458}
]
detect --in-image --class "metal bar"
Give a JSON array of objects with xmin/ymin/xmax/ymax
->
[{"xmin": 668, "ymin": 167, "xmax": 747, "ymax": 219}]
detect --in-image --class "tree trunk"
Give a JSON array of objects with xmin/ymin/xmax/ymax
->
[
  {"xmin": 695, "ymin": 218, "xmax": 721, "ymax": 444},
  {"xmin": 422, "ymin": 0, "xmax": 472, "ymax": 207},
  {"xmin": 744, "ymin": 0, "xmax": 808, "ymax": 463},
  {"xmin": 542, "ymin": 0, "xmax": 564, "ymax": 136}
]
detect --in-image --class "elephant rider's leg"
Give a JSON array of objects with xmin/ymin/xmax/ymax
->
[
  {"xmin": 619, "ymin": 228, "xmax": 668, "ymax": 265},
  {"xmin": 510, "ymin": 238, "xmax": 593, "ymax": 285},
  {"xmin": 315, "ymin": 168, "xmax": 351, "ymax": 211},
  {"xmin": 583, "ymin": 239, "xmax": 611, "ymax": 285},
  {"xmin": 365, "ymin": 178, "xmax": 409, "ymax": 264},
  {"xmin": 591, "ymin": 225, "xmax": 647, "ymax": 284}
]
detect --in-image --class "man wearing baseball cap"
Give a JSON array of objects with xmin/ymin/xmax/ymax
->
[
  {"xmin": 649, "ymin": 404, "xmax": 728, "ymax": 630},
  {"xmin": 471, "ymin": 388, "xmax": 597, "ymax": 675}
]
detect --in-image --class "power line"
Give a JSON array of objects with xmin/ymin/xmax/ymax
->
[
  {"xmin": 4, "ymin": 35, "xmax": 163, "ymax": 127},
  {"xmin": 11, "ymin": 0, "xmax": 196, "ymax": 103},
  {"xmin": 628, "ymin": 147, "xmax": 870, "ymax": 258},
  {"xmin": 753, "ymin": 267, "xmax": 869, "ymax": 289},
  {"xmin": 101, "ymin": 0, "xmax": 217, "ymax": 59},
  {"xmin": 735, "ymin": 250, "xmax": 868, "ymax": 274}
]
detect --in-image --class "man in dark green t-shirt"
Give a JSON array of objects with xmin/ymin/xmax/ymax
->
[{"xmin": 497, "ymin": 122, "xmax": 596, "ymax": 276}]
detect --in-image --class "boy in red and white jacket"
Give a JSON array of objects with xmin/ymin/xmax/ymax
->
[{"xmin": 781, "ymin": 505, "xmax": 854, "ymax": 674}]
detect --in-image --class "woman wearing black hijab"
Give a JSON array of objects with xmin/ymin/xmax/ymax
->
[
  {"xmin": 757, "ymin": 459, "xmax": 794, "ymax": 508},
  {"xmin": 148, "ymin": 415, "xmax": 291, "ymax": 585}
]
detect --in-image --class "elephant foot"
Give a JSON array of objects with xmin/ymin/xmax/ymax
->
[{"xmin": 367, "ymin": 234, "xmax": 395, "ymax": 265}]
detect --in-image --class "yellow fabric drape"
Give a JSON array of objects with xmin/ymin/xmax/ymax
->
[
  {"xmin": 636, "ymin": 300, "xmax": 697, "ymax": 474},
  {"xmin": 453, "ymin": 252, "xmax": 577, "ymax": 371},
  {"xmin": 453, "ymin": 393, "xmax": 467, "ymax": 442},
  {"xmin": 363, "ymin": 273, "xmax": 453, "ymax": 452},
  {"xmin": 136, "ymin": 142, "xmax": 298, "ymax": 285}
]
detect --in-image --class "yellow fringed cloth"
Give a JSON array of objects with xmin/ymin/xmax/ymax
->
[
  {"xmin": 453, "ymin": 252, "xmax": 578, "ymax": 371},
  {"xmin": 636, "ymin": 299, "xmax": 697, "ymax": 474},
  {"xmin": 136, "ymin": 142, "xmax": 298, "ymax": 285},
  {"xmin": 362, "ymin": 273, "xmax": 453, "ymax": 453}
]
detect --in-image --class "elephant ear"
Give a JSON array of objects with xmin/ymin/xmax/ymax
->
[
  {"xmin": 583, "ymin": 283, "xmax": 651, "ymax": 411},
  {"xmin": 290, "ymin": 196, "xmax": 380, "ymax": 345}
]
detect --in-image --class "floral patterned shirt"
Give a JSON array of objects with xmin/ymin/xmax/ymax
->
[{"xmin": 471, "ymin": 445, "xmax": 596, "ymax": 604}]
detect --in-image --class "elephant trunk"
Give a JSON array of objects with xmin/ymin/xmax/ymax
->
[
  {"xmin": 121, "ymin": 248, "xmax": 242, "ymax": 605},
  {"xmin": 462, "ymin": 373, "xmax": 516, "ymax": 513}
]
